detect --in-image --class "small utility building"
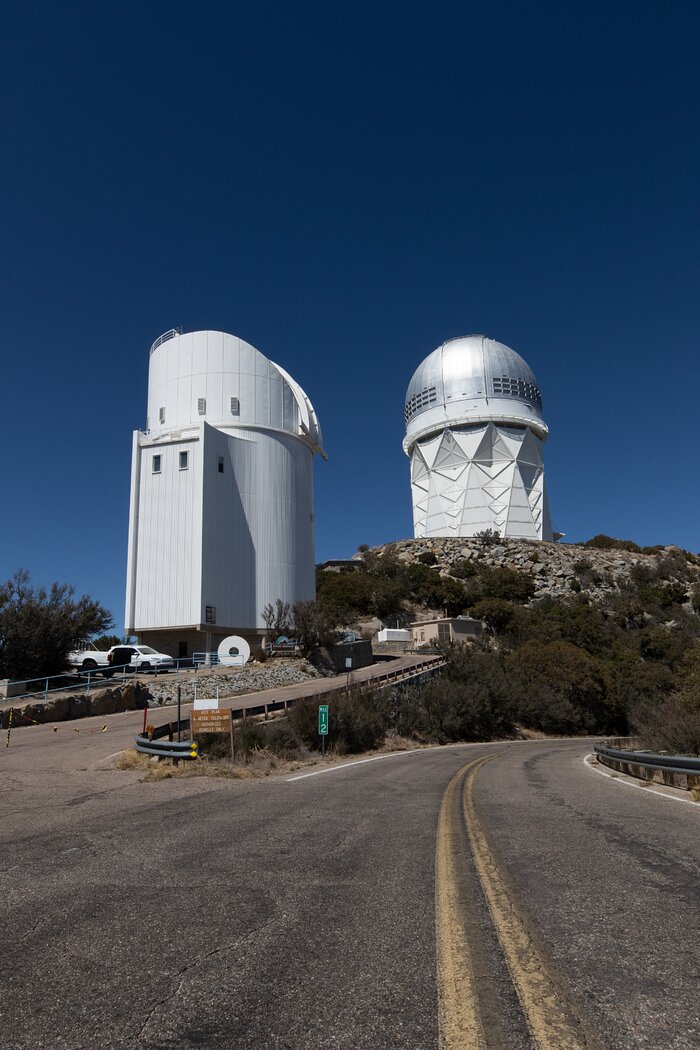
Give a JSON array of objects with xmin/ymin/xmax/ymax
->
[{"xmin": 410, "ymin": 616, "xmax": 482, "ymax": 648}]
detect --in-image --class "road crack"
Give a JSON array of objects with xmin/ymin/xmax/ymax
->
[{"xmin": 137, "ymin": 912, "xmax": 280, "ymax": 1043}]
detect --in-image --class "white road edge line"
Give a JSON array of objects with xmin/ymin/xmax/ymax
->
[
  {"xmin": 584, "ymin": 753, "xmax": 699, "ymax": 808},
  {"xmin": 286, "ymin": 748, "xmax": 432, "ymax": 780}
]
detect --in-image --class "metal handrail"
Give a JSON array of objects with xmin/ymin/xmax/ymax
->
[
  {"xmin": 149, "ymin": 327, "xmax": 181, "ymax": 354},
  {"xmin": 1, "ymin": 658, "xmax": 197, "ymax": 704}
]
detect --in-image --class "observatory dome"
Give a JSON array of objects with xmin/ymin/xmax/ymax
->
[
  {"xmin": 147, "ymin": 329, "xmax": 324, "ymax": 455},
  {"xmin": 403, "ymin": 335, "xmax": 547, "ymax": 454}
]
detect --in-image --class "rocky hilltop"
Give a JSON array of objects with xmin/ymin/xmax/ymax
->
[{"xmin": 363, "ymin": 535, "xmax": 700, "ymax": 607}]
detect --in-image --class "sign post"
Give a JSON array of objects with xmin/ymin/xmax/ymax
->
[{"xmin": 318, "ymin": 704, "xmax": 329, "ymax": 755}]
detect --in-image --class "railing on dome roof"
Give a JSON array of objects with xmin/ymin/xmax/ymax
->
[{"xmin": 150, "ymin": 327, "xmax": 182, "ymax": 355}]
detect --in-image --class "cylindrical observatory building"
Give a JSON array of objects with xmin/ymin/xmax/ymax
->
[
  {"xmin": 403, "ymin": 335, "xmax": 553, "ymax": 541},
  {"xmin": 125, "ymin": 329, "xmax": 324, "ymax": 656}
]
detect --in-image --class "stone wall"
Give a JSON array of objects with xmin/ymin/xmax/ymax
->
[{"xmin": 0, "ymin": 682, "xmax": 150, "ymax": 729}]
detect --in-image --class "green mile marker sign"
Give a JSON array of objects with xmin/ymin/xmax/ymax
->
[{"xmin": 318, "ymin": 704, "xmax": 329, "ymax": 736}]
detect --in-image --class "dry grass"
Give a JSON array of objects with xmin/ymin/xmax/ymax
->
[
  {"xmin": 114, "ymin": 746, "xmax": 322, "ymax": 782},
  {"xmin": 380, "ymin": 733, "xmax": 432, "ymax": 752},
  {"xmin": 513, "ymin": 725, "xmax": 552, "ymax": 740}
]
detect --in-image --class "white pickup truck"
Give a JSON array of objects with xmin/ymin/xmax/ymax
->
[{"xmin": 68, "ymin": 643, "xmax": 113, "ymax": 676}]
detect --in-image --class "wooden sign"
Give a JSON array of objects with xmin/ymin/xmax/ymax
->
[{"xmin": 192, "ymin": 708, "xmax": 231, "ymax": 734}]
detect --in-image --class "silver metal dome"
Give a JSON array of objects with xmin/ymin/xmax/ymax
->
[{"xmin": 403, "ymin": 335, "xmax": 547, "ymax": 453}]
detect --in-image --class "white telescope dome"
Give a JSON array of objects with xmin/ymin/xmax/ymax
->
[
  {"xmin": 147, "ymin": 329, "xmax": 324, "ymax": 455},
  {"xmin": 403, "ymin": 335, "xmax": 547, "ymax": 454}
]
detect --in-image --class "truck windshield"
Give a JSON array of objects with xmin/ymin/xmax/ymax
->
[{"xmin": 139, "ymin": 647, "xmax": 157, "ymax": 655}]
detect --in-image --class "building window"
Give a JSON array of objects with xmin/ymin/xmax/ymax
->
[
  {"xmin": 437, "ymin": 622, "xmax": 451, "ymax": 644},
  {"xmin": 152, "ymin": 455, "xmax": 161, "ymax": 474},
  {"xmin": 197, "ymin": 398, "xmax": 206, "ymax": 415},
  {"xmin": 159, "ymin": 407, "xmax": 165, "ymax": 424},
  {"xmin": 230, "ymin": 397, "xmax": 240, "ymax": 415},
  {"xmin": 218, "ymin": 456, "xmax": 224, "ymax": 474},
  {"xmin": 205, "ymin": 605, "xmax": 216, "ymax": 624},
  {"xmin": 179, "ymin": 451, "xmax": 189, "ymax": 470}
]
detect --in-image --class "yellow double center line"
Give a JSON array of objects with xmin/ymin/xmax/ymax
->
[{"xmin": 435, "ymin": 754, "xmax": 592, "ymax": 1049}]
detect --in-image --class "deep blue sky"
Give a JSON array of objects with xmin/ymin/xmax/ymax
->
[{"xmin": 3, "ymin": 1, "xmax": 700, "ymax": 629}]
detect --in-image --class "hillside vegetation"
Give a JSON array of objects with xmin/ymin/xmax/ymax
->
[{"xmin": 317, "ymin": 535, "xmax": 700, "ymax": 750}]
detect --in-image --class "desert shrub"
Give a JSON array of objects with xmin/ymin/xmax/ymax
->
[
  {"xmin": 194, "ymin": 732, "xmax": 233, "ymax": 760},
  {"xmin": 233, "ymin": 718, "xmax": 267, "ymax": 756},
  {"xmin": 632, "ymin": 696, "xmax": 700, "ymax": 756},
  {"xmin": 638, "ymin": 625, "xmax": 695, "ymax": 666},
  {"xmin": 506, "ymin": 640, "xmax": 623, "ymax": 734},
  {"xmin": 637, "ymin": 581, "xmax": 688, "ymax": 610},
  {"xmin": 406, "ymin": 564, "xmax": 466, "ymax": 615},
  {"xmin": 603, "ymin": 648, "xmax": 673, "ymax": 713},
  {"xmin": 584, "ymin": 534, "xmax": 641, "ymax": 553},
  {"xmin": 395, "ymin": 691, "xmax": 428, "ymax": 739},
  {"xmin": 571, "ymin": 558, "xmax": 602, "ymax": 588},
  {"xmin": 0, "ymin": 569, "xmax": 113, "ymax": 679},
  {"xmin": 409, "ymin": 648, "xmax": 514, "ymax": 742},
  {"xmin": 467, "ymin": 566, "xmax": 536, "ymax": 605},
  {"xmin": 261, "ymin": 599, "xmax": 292, "ymax": 644},
  {"xmin": 287, "ymin": 687, "xmax": 389, "ymax": 754},
  {"xmin": 470, "ymin": 598, "xmax": 516, "ymax": 635},
  {"xmin": 292, "ymin": 599, "xmax": 339, "ymax": 651},
  {"xmin": 474, "ymin": 529, "xmax": 501, "ymax": 546},
  {"xmin": 315, "ymin": 571, "xmax": 373, "ymax": 623},
  {"xmin": 570, "ymin": 578, "xmax": 582, "ymax": 592},
  {"xmin": 263, "ymin": 720, "xmax": 303, "ymax": 758},
  {"xmin": 450, "ymin": 559, "xmax": 477, "ymax": 579},
  {"xmin": 250, "ymin": 645, "xmax": 268, "ymax": 663},
  {"xmin": 630, "ymin": 562, "xmax": 657, "ymax": 585},
  {"xmin": 417, "ymin": 551, "xmax": 438, "ymax": 565}
]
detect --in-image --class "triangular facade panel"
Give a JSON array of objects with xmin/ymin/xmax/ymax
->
[{"xmin": 410, "ymin": 422, "xmax": 552, "ymax": 541}]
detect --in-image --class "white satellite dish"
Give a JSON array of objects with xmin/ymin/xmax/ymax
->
[{"xmin": 217, "ymin": 635, "xmax": 250, "ymax": 667}]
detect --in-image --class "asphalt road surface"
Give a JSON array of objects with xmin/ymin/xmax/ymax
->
[{"xmin": 1, "ymin": 718, "xmax": 698, "ymax": 1049}]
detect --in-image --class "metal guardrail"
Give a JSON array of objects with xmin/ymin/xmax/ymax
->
[
  {"xmin": 594, "ymin": 742, "xmax": 700, "ymax": 787},
  {"xmin": 135, "ymin": 718, "xmax": 197, "ymax": 759}
]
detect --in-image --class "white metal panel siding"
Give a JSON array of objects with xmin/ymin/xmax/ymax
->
[
  {"xmin": 200, "ymin": 423, "xmax": 315, "ymax": 630},
  {"xmin": 131, "ymin": 436, "xmax": 203, "ymax": 629},
  {"xmin": 147, "ymin": 331, "xmax": 305, "ymax": 438}
]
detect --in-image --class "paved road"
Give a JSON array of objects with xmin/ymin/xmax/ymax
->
[{"xmin": 1, "ymin": 730, "xmax": 698, "ymax": 1049}]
